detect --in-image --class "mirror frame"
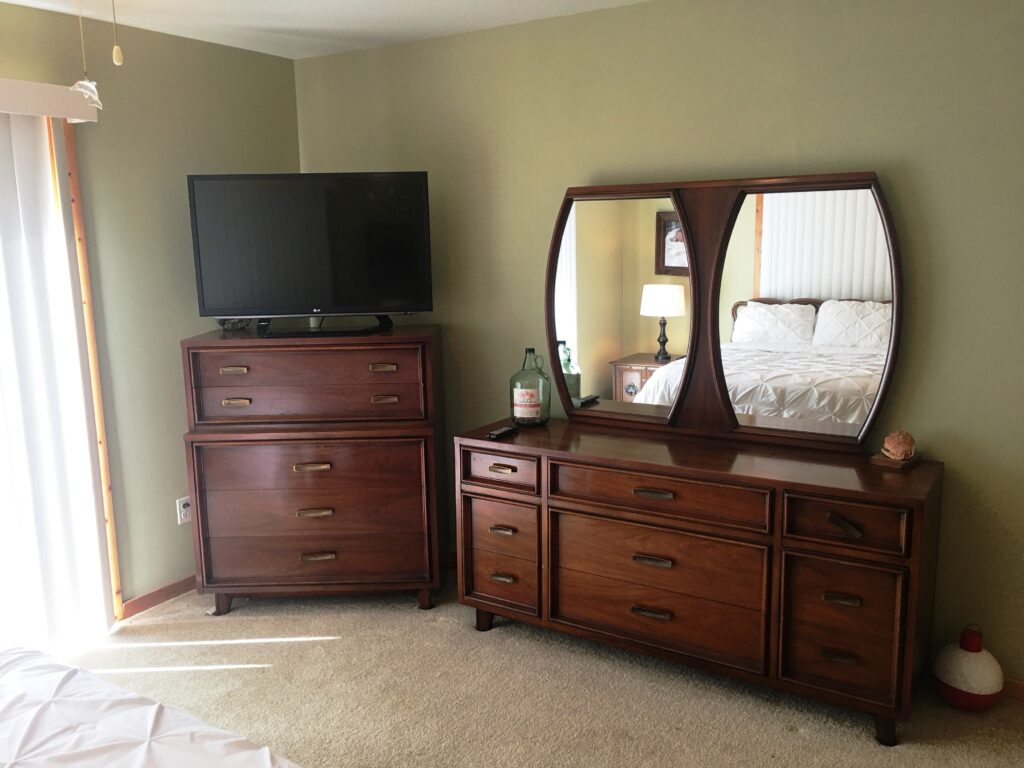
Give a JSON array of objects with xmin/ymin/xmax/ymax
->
[{"xmin": 544, "ymin": 172, "xmax": 902, "ymax": 451}]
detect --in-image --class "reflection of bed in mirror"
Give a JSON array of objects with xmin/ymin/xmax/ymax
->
[{"xmin": 635, "ymin": 298, "xmax": 892, "ymax": 436}]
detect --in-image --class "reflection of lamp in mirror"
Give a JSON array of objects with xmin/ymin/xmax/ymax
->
[{"xmin": 640, "ymin": 283, "xmax": 686, "ymax": 362}]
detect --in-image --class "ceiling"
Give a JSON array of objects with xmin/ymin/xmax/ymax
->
[{"xmin": 11, "ymin": 0, "xmax": 648, "ymax": 59}]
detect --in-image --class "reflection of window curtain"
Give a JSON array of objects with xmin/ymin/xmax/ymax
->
[
  {"xmin": 0, "ymin": 113, "xmax": 111, "ymax": 651},
  {"xmin": 553, "ymin": 205, "xmax": 578, "ymax": 357},
  {"xmin": 759, "ymin": 189, "xmax": 892, "ymax": 301}
]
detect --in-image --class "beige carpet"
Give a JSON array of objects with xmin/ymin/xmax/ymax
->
[{"xmin": 69, "ymin": 580, "xmax": 1022, "ymax": 767}]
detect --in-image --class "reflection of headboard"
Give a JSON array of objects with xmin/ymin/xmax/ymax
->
[{"xmin": 730, "ymin": 297, "xmax": 822, "ymax": 321}]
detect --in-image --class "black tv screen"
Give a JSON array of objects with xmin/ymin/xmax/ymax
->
[{"xmin": 188, "ymin": 172, "xmax": 432, "ymax": 318}]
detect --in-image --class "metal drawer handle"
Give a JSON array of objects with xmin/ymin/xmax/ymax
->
[
  {"xmin": 221, "ymin": 397, "xmax": 252, "ymax": 407},
  {"xmin": 632, "ymin": 553, "xmax": 675, "ymax": 569},
  {"xmin": 293, "ymin": 462, "xmax": 332, "ymax": 472},
  {"xmin": 219, "ymin": 366, "xmax": 250, "ymax": 375},
  {"xmin": 488, "ymin": 463, "xmax": 518, "ymax": 475},
  {"xmin": 369, "ymin": 363, "xmax": 398, "ymax": 372},
  {"xmin": 489, "ymin": 572, "xmax": 516, "ymax": 584},
  {"xmin": 821, "ymin": 647, "xmax": 860, "ymax": 666},
  {"xmin": 632, "ymin": 487, "xmax": 676, "ymax": 501},
  {"xmin": 371, "ymin": 394, "xmax": 400, "ymax": 404},
  {"xmin": 630, "ymin": 605, "xmax": 673, "ymax": 621},
  {"xmin": 823, "ymin": 591, "xmax": 863, "ymax": 608},
  {"xmin": 300, "ymin": 552, "xmax": 337, "ymax": 562},
  {"xmin": 826, "ymin": 511, "xmax": 863, "ymax": 540},
  {"xmin": 297, "ymin": 508, "xmax": 335, "ymax": 518},
  {"xmin": 489, "ymin": 525, "xmax": 518, "ymax": 536}
]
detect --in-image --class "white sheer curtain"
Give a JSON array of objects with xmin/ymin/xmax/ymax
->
[{"xmin": 0, "ymin": 113, "xmax": 110, "ymax": 652}]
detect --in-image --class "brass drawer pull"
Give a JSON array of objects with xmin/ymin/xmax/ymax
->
[
  {"xmin": 488, "ymin": 463, "xmax": 518, "ymax": 475},
  {"xmin": 371, "ymin": 394, "xmax": 400, "ymax": 404},
  {"xmin": 821, "ymin": 647, "xmax": 860, "ymax": 666},
  {"xmin": 630, "ymin": 605, "xmax": 673, "ymax": 621},
  {"xmin": 489, "ymin": 572, "xmax": 516, "ymax": 584},
  {"xmin": 488, "ymin": 525, "xmax": 518, "ymax": 536},
  {"xmin": 297, "ymin": 507, "xmax": 335, "ymax": 518},
  {"xmin": 300, "ymin": 552, "xmax": 337, "ymax": 562},
  {"xmin": 369, "ymin": 363, "xmax": 398, "ymax": 372},
  {"xmin": 221, "ymin": 397, "xmax": 252, "ymax": 407},
  {"xmin": 632, "ymin": 553, "xmax": 675, "ymax": 569},
  {"xmin": 218, "ymin": 365, "xmax": 250, "ymax": 375},
  {"xmin": 632, "ymin": 487, "xmax": 676, "ymax": 501},
  {"xmin": 293, "ymin": 462, "xmax": 332, "ymax": 472},
  {"xmin": 826, "ymin": 511, "xmax": 863, "ymax": 540},
  {"xmin": 822, "ymin": 591, "xmax": 863, "ymax": 608}
]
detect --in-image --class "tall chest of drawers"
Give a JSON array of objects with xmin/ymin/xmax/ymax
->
[
  {"xmin": 455, "ymin": 420, "xmax": 942, "ymax": 745},
  {"xmin": 182, "ymin": 326, "xmax": 441, "ymax": 615}
]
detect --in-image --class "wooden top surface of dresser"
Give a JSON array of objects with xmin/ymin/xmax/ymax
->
[{"xmin": 457, "ymin": 420, "xmax": 942, "ymax": 505}]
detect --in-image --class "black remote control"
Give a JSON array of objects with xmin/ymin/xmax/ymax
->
[{"xmin": 486, "ymin": 424, "xmax": 519, "ymax": 440}]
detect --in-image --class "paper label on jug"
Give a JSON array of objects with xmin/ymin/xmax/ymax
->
[{"xmin": 513, "ymin": 388, "xmax": 541, "ymax": 418}]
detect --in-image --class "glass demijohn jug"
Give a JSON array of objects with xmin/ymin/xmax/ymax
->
[{"xmin": 510, "ymin": 347, "xmax": 551, "ymax": 426}]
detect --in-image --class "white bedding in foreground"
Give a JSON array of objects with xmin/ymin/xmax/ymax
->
[
  {"xmin": 0, "ymin": 647, "xmax": 299, "ymax": 768},
  {"xmin": 634, "ymin": 342, "xmax": 886, "ymax": 425}
]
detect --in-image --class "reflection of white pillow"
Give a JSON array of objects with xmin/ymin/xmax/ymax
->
[
  {"xmin": 732, "ymin": 302, "xmax": 816, "ymax": 344},
  {"xmin": 812, "ymin": 300, "xmax": 892, "ymax": 348}
]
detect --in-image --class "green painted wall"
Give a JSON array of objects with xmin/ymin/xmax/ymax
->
[
  {"xmin": 295, "ymin": 0, "xmax": 1024, "ymax": 676},
  {"xmin": 0, "ymin": 3, "xmax": 299, "ymax": 601}
]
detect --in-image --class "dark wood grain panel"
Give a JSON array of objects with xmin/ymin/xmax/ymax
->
[
  {"xmin": 200, "ymin": 439, "xmax": 425, "ymax": 491},
  {"xmin": 781, "ymin": 620, "xmax": 898, "ymax": 706},
  {"xmin": 554, "ymin": 568, "xmax": 764, "ymax": 672},
  {"xmin": 551, "ymin": 461, "xmax": 769, "ymax": 531},
  {"xmin": 196, "ymin": 383, "xmax": 424, "ymax": 423},
  {"xmin": 783, "ymin": 553, "xmax": 903, "ymax": 641},
  {"xmin": 465, "ymin": 495, "xmax": 539, "ymax": 562},
  {"xmin": 204, "ymin": 486, "xmax": 426, "ymax": 537},
  {"xmin": 207, "ymin": 533, "xmax": 427, "ymax": 583},
  {"xmin": 193, "ymin": 345, "xmax": 423, "ymax": 387},
  {"xmin": 467, "ymin": 549, "xmax": 538, "ymax": 612},
  {"xmin": 785, "ymin": 494, "xmax": 908, "ymax": 555},
  {"xmin": 462, "ymin": 448, "xmax": 540, "ymax": 494},
  {"xmin": 555, "ymin": 511, "xmax": 766, "ymax": 611}
]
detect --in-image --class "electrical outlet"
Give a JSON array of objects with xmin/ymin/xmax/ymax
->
[{"xmin": 176, "ymin": 496, "xmax": 191, "ymax": 525}]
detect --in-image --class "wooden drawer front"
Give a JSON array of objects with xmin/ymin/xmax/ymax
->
[
  {"xmin": 462, "ymin": 449, "xmax": 540, "ymax": 494},
  {"xmin": 617, "ymin": 367, "xmax": 646, "ymax": 402},
  {"xmin": 555, "ymin": 569, "xmax": 764, "ymax": 672},
  {"xmin": 465, "ymin": 495, "xmax": 538, "ymax": 562},
  {"xmin": 467, "ymin": 549, "xmax": 538, "ymax": 611},
  {"xmin": 551, "ymin": 462, "xmax": 769, "ymax": 532},
  {"xmin": 781, "ymin": 621, "xmax": 898, "ymax": 705},
  {"xmin": 200, "ymin": 440, "xmax": 424, "ymax": 491},
  {"xmin": 193, "ymin": 346, "xmax": 423, "ymax": 387},
  {"xmin": 197, "ymin": 383, "xmax": 425, "ymax": 423},
  {"xmin": 556, "ymin": 512, "xmax": 765, "ymax": 611},
  {"xmin": 204, "ymin": 487, "xmax": 425, "ymax": 537},
  {"xmin": 784, "ymin": 494, "xmax": 908, "ymax": 555},
  {"xmin": 207, "ymin": 533, "xmax": 427, "ymax": 584},
  {"xmin": 784, "ymin": 554, "xmax": 903, "ymax": 641}
]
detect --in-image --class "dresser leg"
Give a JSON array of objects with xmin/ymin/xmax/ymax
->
[
  {"xmin": 416, "ymin": 589, "xmax": 433, "ymax": 610},
  {"xmin": 475, "ymin": 609, "xmax": 495, "ymax": 632},
  {"xmin": 208, "ymin": 594, "xmax": 233, "ymax": 616},
  {"xmin": 874, "ymin": 715, "xmax": 897, "ymax": 746}
]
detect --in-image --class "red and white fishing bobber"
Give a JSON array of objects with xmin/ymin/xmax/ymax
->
[{"xmin": 934, "ymin": 625, "xmax": 1004, "ymax": 710}]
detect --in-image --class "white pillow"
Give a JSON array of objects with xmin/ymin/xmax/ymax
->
[
  {"xmin": 812, "ymin": 300, "xmax": 892, "ymax": 348},
  {"xmin": 732, "ymin": 301, "xmax": 816, "ymax": 344}
]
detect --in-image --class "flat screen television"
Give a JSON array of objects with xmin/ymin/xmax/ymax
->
[{"xmin": 188, "ymin": 172, "xmax": 432, "ymax": 332}]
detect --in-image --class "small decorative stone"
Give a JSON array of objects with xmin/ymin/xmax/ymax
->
[{"xmin": 881, "ymin": 430, "xmax": 916, "ymax": 462}]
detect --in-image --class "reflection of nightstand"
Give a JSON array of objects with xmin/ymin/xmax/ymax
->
[{"xmin": 610, "ymin": 353, "xmax": 673, "ymax": 402}]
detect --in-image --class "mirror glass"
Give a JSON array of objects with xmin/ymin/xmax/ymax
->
[
  {"xmin": 552, "ymin": 197, "xmax": 693, "ymax": 419},
  {"xmin": 717, "ymin": 189, "xmax": 894, "ymax": 436}
]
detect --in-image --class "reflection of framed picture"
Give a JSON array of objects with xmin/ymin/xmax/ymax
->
[{"xmin": 655, "ymin": 210, "xmax": 690, "ymax": 276}]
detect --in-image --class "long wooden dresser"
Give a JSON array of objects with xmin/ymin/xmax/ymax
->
[
  {"xmin": 182, "ymin": 326, "xmax": 441, "ymax": 615},
  {"xmin": 455, "ymin": 419, "xmax": 942, "ymax": 745}
]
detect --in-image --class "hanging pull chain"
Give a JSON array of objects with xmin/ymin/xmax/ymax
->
[
  {"xmin": 77, "ymin": 0, "xmax": 88, "ymax": 77},
  {"xmin": 111, "ymin": 0, "xmax": 124, "ymax": 65}
]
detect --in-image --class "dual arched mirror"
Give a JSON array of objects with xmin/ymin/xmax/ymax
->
[{"xmin": 545, "ymin": 173, "xmax": 900, "ymax": 448}]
